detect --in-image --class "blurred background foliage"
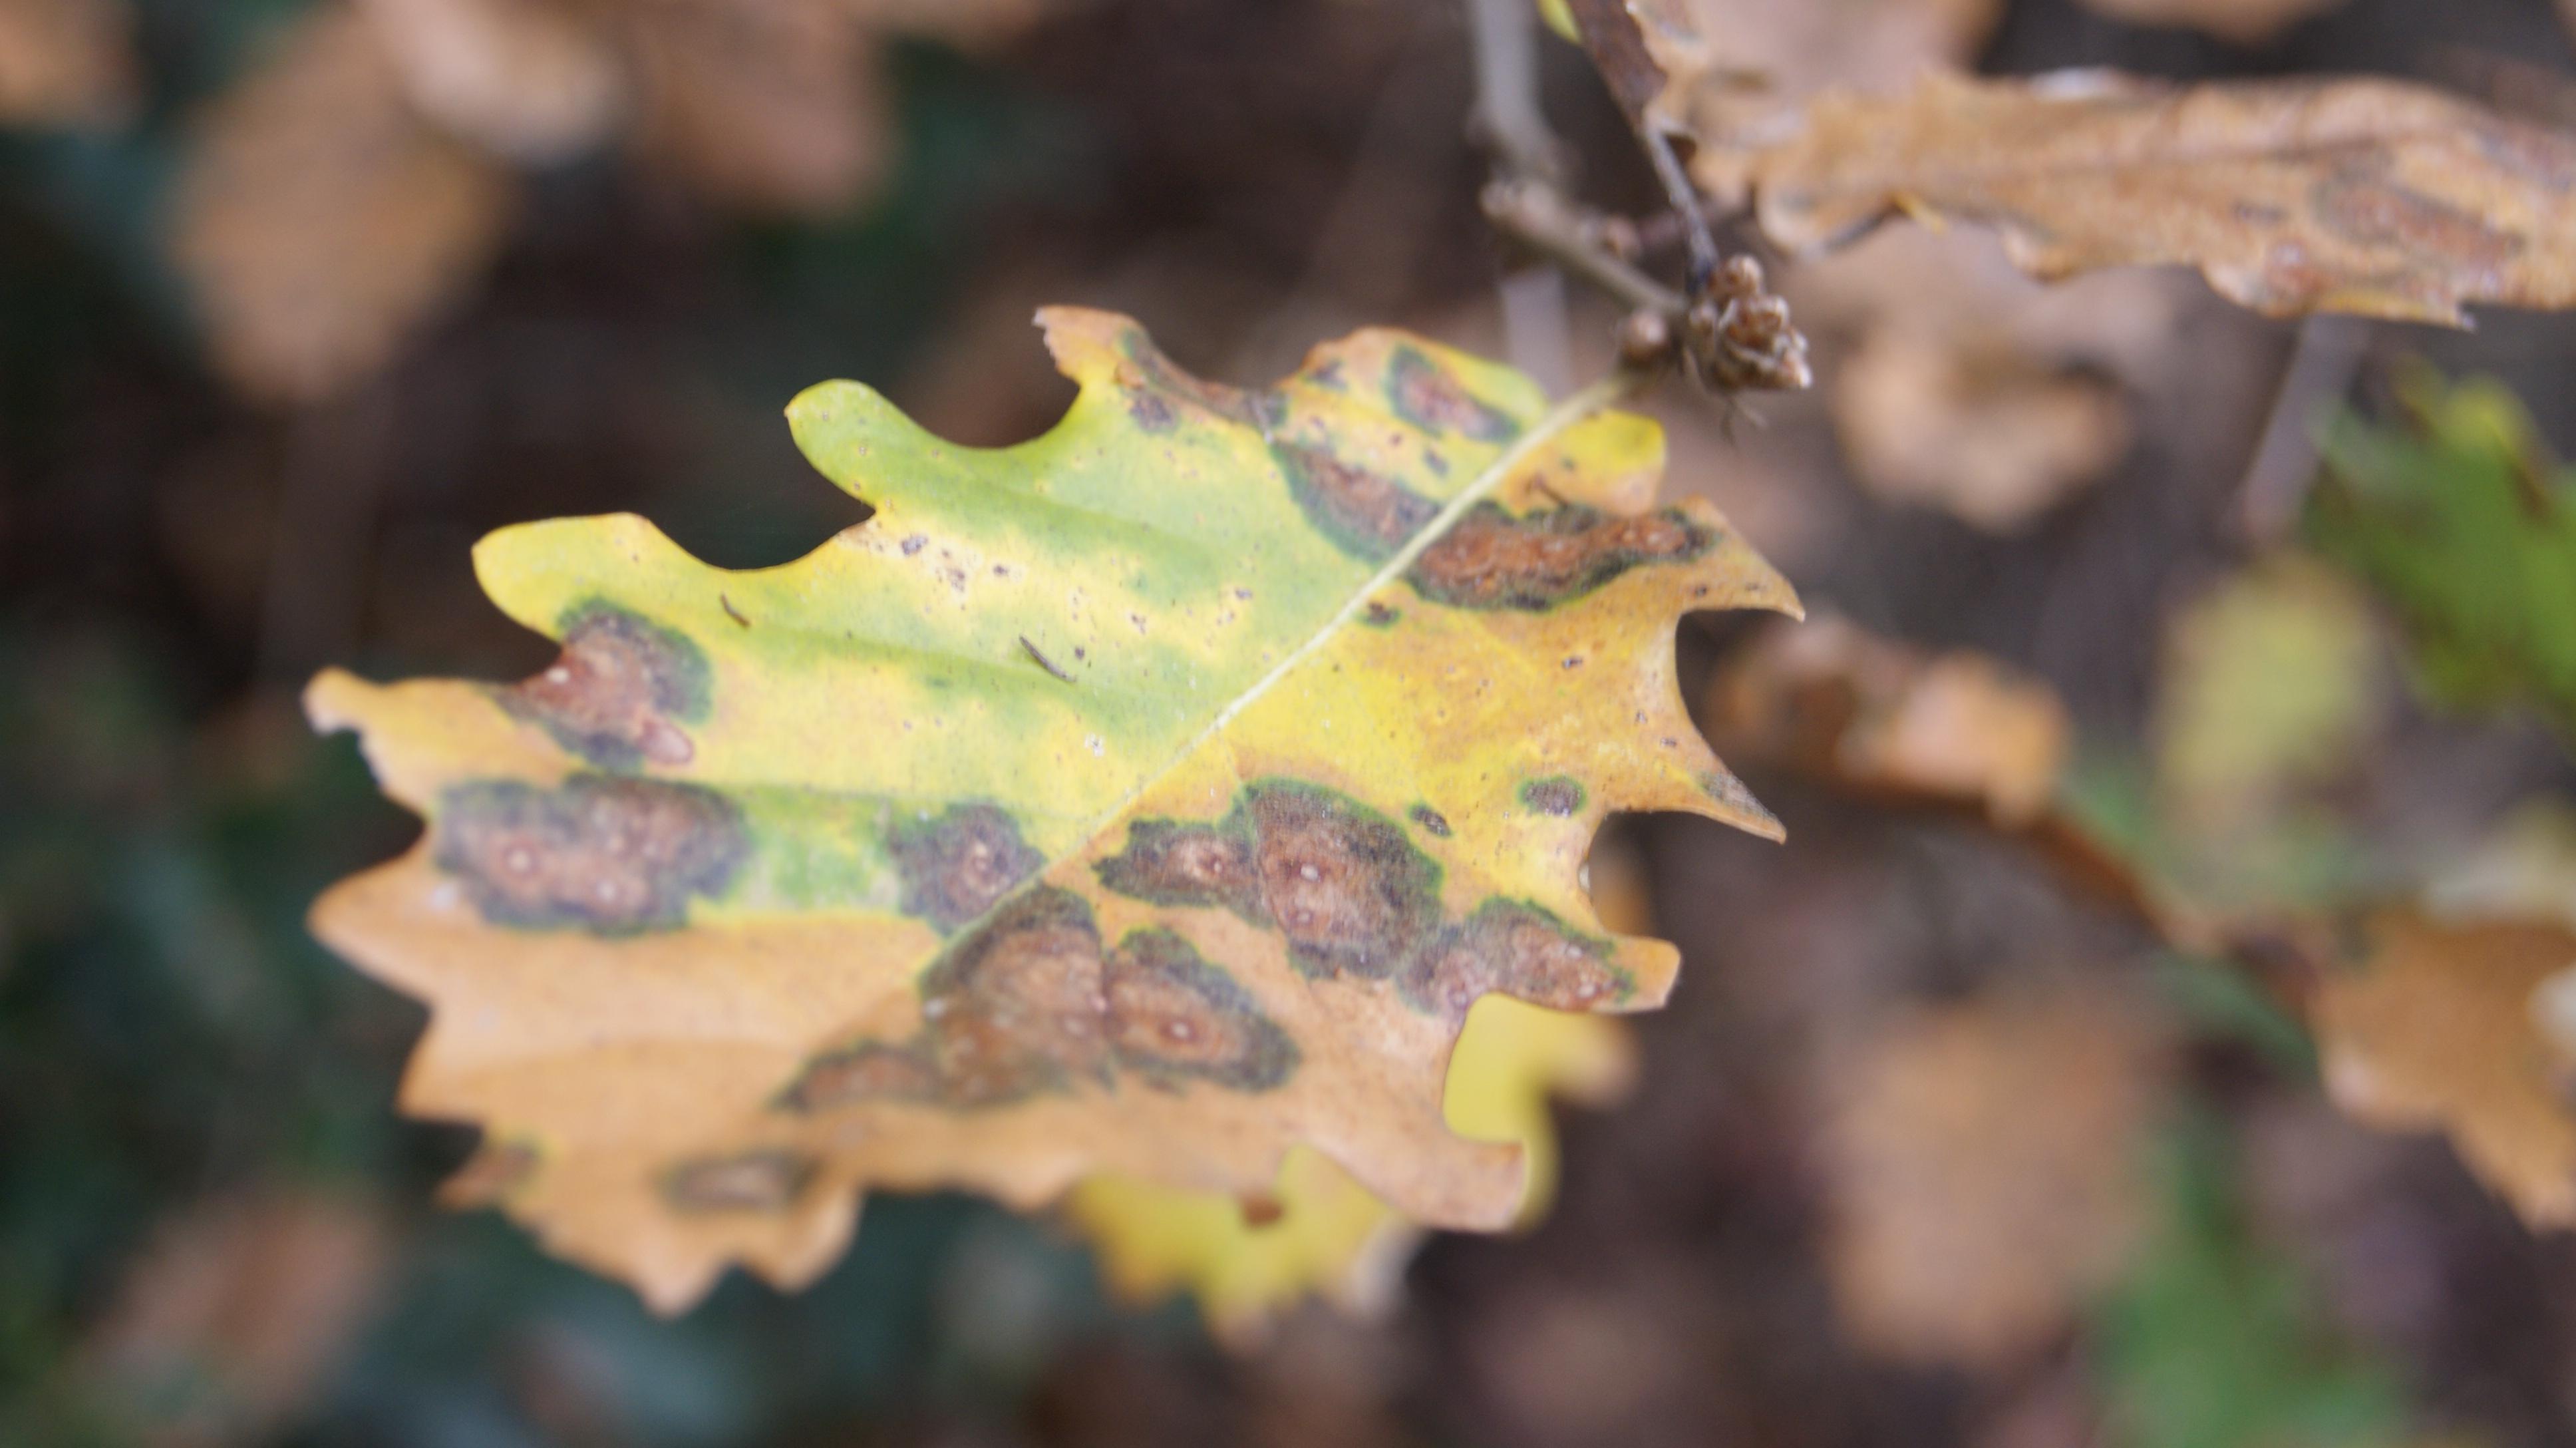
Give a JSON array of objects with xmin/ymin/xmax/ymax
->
[{"xmin": 19, "ymin": 0, "xmax": 2576, "ymax": 1445}]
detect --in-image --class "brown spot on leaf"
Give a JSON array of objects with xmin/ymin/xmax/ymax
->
[
  {"xmin": 1520, "ymin": 777, "xmax": 1587, "ymax": 816},
  {"xmin": 1408, "ymin": 805, "xmax": 1452, "ymax": 837},
  {"xmin": 434, "ymin": 775, "xmax": 746, "ymax": 932},
  {"xmin": 1272, "ymin": 440, "xmax": 1438, "ymax": 562},
  {"xmin": 500, "ymin": 604, "xmax": 711, "ymax": 769},
  {"xmin": 1128, "ymin": 389, "xmax": 1178, "ymax": 433},
  {"xmin": 1096, "ymin": 781, "xmax": 1443, "ymax": 980},
  {"xmin": 2316, "ymin": 172, "xmax": 2521, "ymax": 270},
  {"xmin": 662, "ymin": 1150, "xmax": 816, "ymax": 1213},
  {"xmin": 1408, "ymin": 502, "xmax": 1714, "ymax": 611},
  {"xmin": 1400, "ymin": 900, "xmax": 1631, "ymax": 1019},
  {"xmin": 780, "ymin": 889, "xmax": 1296, "ymax": 1111},
  {"xmin": 1102, "ymin": 928, "xmax": 1298, "ymax": 1091},
  {"xmin": 888, "ymin": 803, "xmax": 1045, "ymax": 933},
  {"xmin": 1386, "ymin": 345, "xmax": 1519, "ymax": 443},
  {"xmin": 1119, "ymin": 328, "xmax": 1268, "ymax": 428}
]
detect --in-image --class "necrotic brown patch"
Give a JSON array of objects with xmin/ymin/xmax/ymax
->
[
  {"xmin": 1387, "ymin": 345, "xmax": 1519, "ymax": 443},
  {"xmin": 1409, "ymin": 804, "xmax": 1452, "ymax": 837},
  {"xmin": 1094, "ymin": 781, "xmax": 1444, "ymax": 981},
  {"xmin": 1103, "ymin": 928, "xmax": 1299, "ymax": 1091},
  {"xmin": 1408, "ymin": 502, "xmax": 1714, "ymax": 611},
  {"xmin": 1120, "ymin": 327, "xmax": 1271, "ymax": 429},
  {"xmin": 1398, "ymin": 900, "xmax": 1631, "ymax": 1019},
  {"xmin": 778, "ymin": 890, "xmax": 1296, "ymax": 1112},
  {"xmin": 435, "ymin": 775, "xmax": 747, "ymax": 932},
  {"xmin": 1520, "ymin": 776, "xmax": 1587, "ymax": 817},
  {"xmin": 1273, "ymin": 440, "xmax": 1438, "ymax": 562},
  {"xmin": 662, "ymin": 1150, "xmax": 816, "ymax": 1213},
  {"xmin": 887, "ymin": 803, "xmax": 1045, "ymax": 933},
  {"xmin": 500, "ymin": 603, "xmax": 711, "ymax": 769}
]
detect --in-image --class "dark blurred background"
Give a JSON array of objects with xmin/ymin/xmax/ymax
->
[{"xmin": 15, "ymin": 1, "xmax": 2576, "ymax": 1444}]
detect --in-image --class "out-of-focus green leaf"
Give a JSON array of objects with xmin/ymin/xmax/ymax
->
[{"xmin": 2311, "ymin": 370, "xmax": 2576, "ymax": 735}]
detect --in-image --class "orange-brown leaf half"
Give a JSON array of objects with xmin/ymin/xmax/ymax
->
[
  {"xmin": 306, "ymin": 309, "xmax": 1799, "ymax": 1312},
  {"xmin": 1748, "ymin": 71, "xmax": 2576, "ymax": 326}
]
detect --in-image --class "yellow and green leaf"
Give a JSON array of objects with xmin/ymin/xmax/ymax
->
[{"xmin": 307, "ymin": 308, "xmax": 1796, "ymax": 1312}]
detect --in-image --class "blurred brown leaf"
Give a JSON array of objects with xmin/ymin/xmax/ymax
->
[
  {"xmin": 359, "ymin": 0, "xmax": 625, "ymax": 162},
  {"xmin": 623, "ymin": 0, "xmax": 892, "ymax": 214},
  {"xmin": 83, "ymin": 1189, "xmax": 394, "ymax": 1447},
  {"xmin": 1819, "ymin": 985, "xmax": 2170, "ymax": 1369},
  {"xmin": 1834, "ymin": 323, "xmax": 2130, "ymax": 533},
  {"xmin": 2314, "ymin": 909, "xmax": 2576, "ymax": 1228},
  {"xmin": 0, "ymin": 0, "xmax": 132, "ymax": 124},
  {"xmin": 1752, "ymin": 71, "xmax": 2576, "ymax": 326},
  {"xmin": 171, "ymin": 8, "xmax": 516, "ymax": 404},
  {"xmin": 2072, "ymin": 0, "xmax": 2346, "ymax": 45},
  {"xmin": 1787, "ymin": 223, "xmax": 2193, "ymax": 532},
  {"xmin": 1708, "ymin": 614, "xmax": 2072, "ymax": 826}
]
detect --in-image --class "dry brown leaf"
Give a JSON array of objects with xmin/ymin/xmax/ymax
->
[
  {"xmin": 358, "ymin": 0, "xmax": 625, "ymax": 162},
  {"xmin": 83, "ymin": 1190, "xmax": 393, "ymax": 1445},
  {"xmin": 1834, "ymin": 324, "xmax": 2130, "ymax": 532},
  {"xmin": 2313, "ymin": 908, "xmax": 2576, "ymax": 1227},
  {"xmin": 1707, "ymin": 614, "xmax": 2071, "ymax": 826},
  {"xmin": 623, "ymin": 0, "xmax": 891, "ymax": 214},
  {"xmin": 1820, "ymin": 986, "xmax": 2169, "ymax": 1369},
  {"xmin": 1561, "ymin": 0, "xmax": 2001, "ymax": 202},
  {"xmin": 2072, "ymin": 0, "xmax": 2346, "ymax": 45},
  {"xmin": 1783, "ymin": 224, "xmax": 2186, "ymax": 534},
  {"xmin": 0, "ymin": 0, "xmax": 132, "ymax": 124},
  {"xmin": 170, "ymin": 8, "xmax": 516, "ymax": 404},
  {"xmin": 1753, "ymin": 70, "xmax": 2576, "ymax": 326}
]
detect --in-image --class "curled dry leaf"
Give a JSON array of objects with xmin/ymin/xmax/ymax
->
[
  {"xmin": 0, "ymin": 0, "xmax": 133, "ymax": 125},
  {"xmin": 2072, "ymin": 0, "xmax": 2347, "ymax": 46},
  {"xmin": 357, "ymin": 0, "xmax": 625, "ymax": 162},
  {"xmin": 170, "ymin": 8, "xmax": 515, "ymax": 404},
  {"xmin": 308, "ymin": 309, "xmax": 1797, "ymax": 1312},
  {"xmin": 1559, "ymin": 0, "xmax": 2000, "ymax": 202},
  {"xmin": 1819, "ymin": 985, "xmax": 2170, "ymax": 1369},
  {"xmin": 1706, "ymin": 614, "xmax": 2070, "ymax": 826},
  {"xmin": 83, "ymin": 1190, "xmax": 393, "ymax": 1443},
  {"xmin": 2313, "ymin": 908, "xmax": 2576, "ymax": 1228},
  {"xmin": 1753, "ymin": 71, "xmax": 2576, "ymax": 326},
  {"xmin": 1066, "ymin": 992, "xmax": 1633, "ymax": 1343}
]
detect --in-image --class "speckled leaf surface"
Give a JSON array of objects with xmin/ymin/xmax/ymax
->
[{"xmin": 307, "ymin": 307, "xmax": 1796, "ymax": 1312}]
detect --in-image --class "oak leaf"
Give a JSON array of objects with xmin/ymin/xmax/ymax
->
[
  {"xmin": 308, "ymin": 309, "xmax": 1796, "ymax": 1311},
  {"xmin": 1748, "ymin": 71, "xmax": 2576, "ymax": 327}
]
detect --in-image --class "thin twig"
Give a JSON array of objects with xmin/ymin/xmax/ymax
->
[
  {"xmin": 1480, "ymin": 178, "xmax": 1684, "ymax": 317},
  {"xmin": 1639, "ymin": 124, "xmax": 1721, "ymax": 291}
]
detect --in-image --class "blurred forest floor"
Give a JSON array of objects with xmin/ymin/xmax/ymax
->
[{"xmin": 15, "ymin": 0, "xmax": 2576, "ymax": 1445}]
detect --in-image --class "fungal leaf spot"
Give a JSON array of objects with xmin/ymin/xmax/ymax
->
[
  {"xmin": 780, "ymin": 888, "xmax": 1295, "ymax": 1112},
  {"xmin": 1409, "ymin": 503, "xmax": 1715, "ymax": 612},
  {"xmin": 434, "ymin": 775, "xmax": 746, "ymax": 933},
  {"xmin": 1520, "ymin": 776, "xmax": 1587, "ymax": 817},
  {"xmin": 500, "ymin": 602, "xmax": 711, "ymax": 769},
  {"xmin": 1388, "ymin": 345, "xmax": 1520, "ymax": 443},
  {"xmin": 889, "ymin": 803, "xmax": 1045, "ymax": 933}
]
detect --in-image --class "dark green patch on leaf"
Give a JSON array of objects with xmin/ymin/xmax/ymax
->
[
  {"xmin": 887, "ymin": 802, "xmax": 1046, "ymax": 934},
  {"xmin": 1388, "ymin": 345, "xmax": 1520, "ymax": 443}
]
